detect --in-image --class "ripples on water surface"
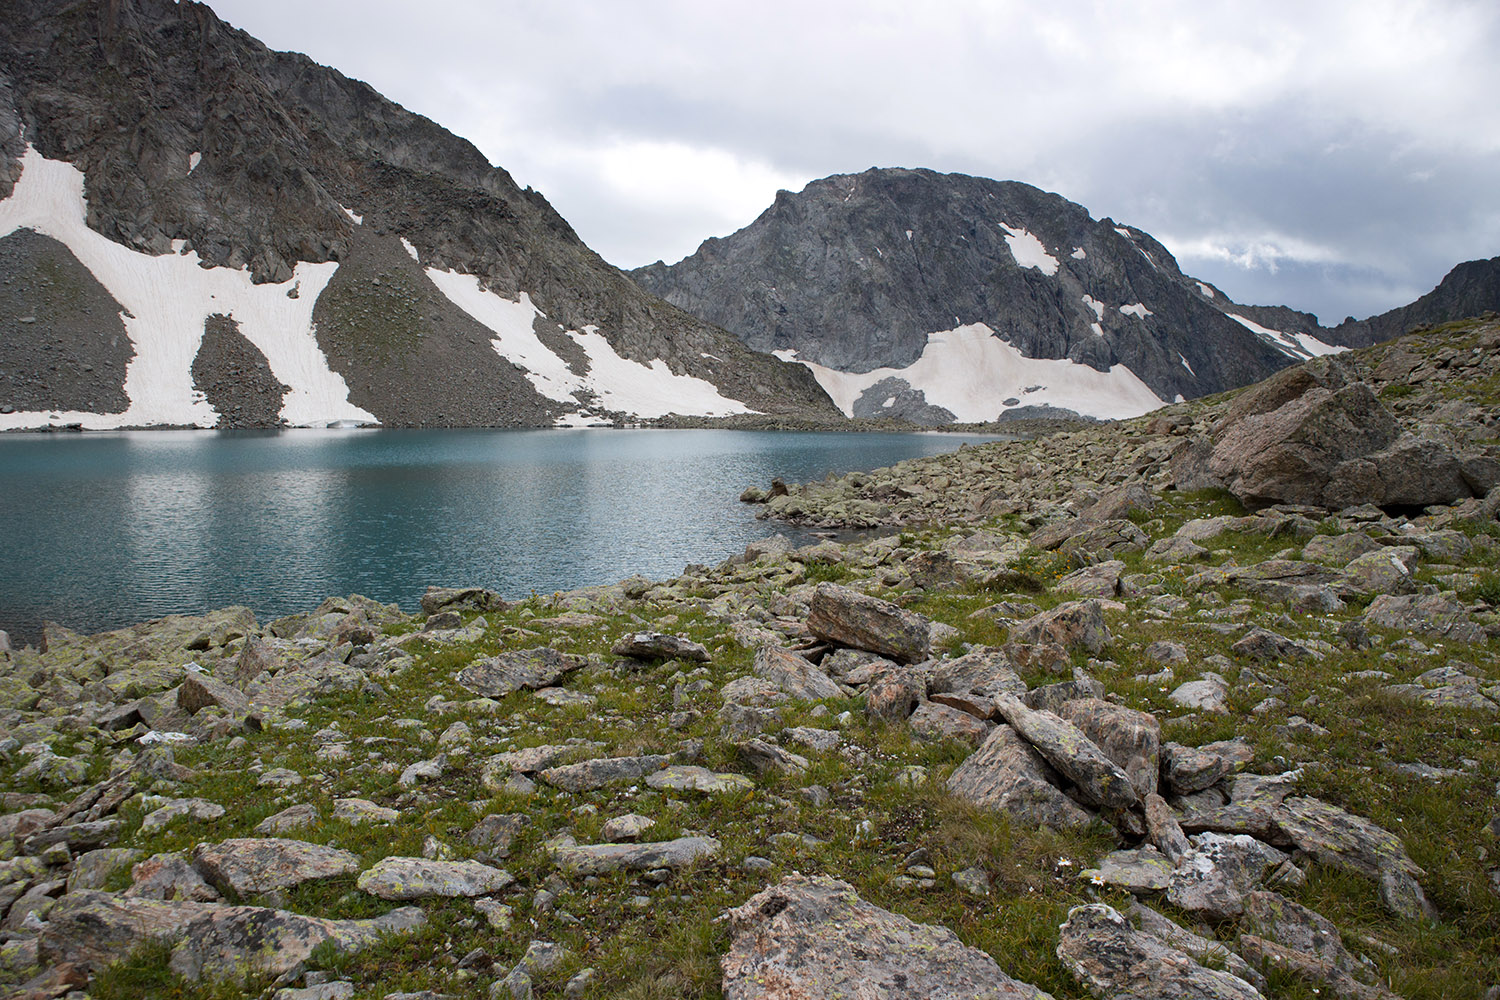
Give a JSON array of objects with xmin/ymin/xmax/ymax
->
[{"xmin": 0, "ymin": 428, "xmax": 1005, "ymax": 642}]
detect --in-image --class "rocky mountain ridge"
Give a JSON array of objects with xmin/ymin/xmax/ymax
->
[
  {"xmin": 632, "ymin": 168, "xmax": 1500, "ymax": 424},
  {"xmin": 0, "ymin": 318, "xmax": 1497, "ymax": 998},
  {"xmin": 0, "ymin": 0, "xmax": 837, "ymax": 429}
]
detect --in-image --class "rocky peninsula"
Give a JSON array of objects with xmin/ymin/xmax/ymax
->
[{"xmin": 1, "ymin": 319, "xmax": 1498, "ymax": 999}]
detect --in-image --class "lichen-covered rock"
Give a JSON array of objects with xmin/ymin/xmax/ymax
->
[
  {"xmin": 751, "ymin": 645, "xmax": 842, "ymax": 700},
  {"xmin": 994, "ymin": 695, "xmax": 1138, "ymax": 809},
  {"xmin": 1363, "ymin": 592, "xmax": 1485, "ymax": 644},
  {"xmin": 722, "ymin": 874, "xmax": 1052, "ymax": 999},
  {"xmin": 1058, "ymin": 698, "xmax": 1160, "ymax": 799},
  {"xmin": 39, "ymin": 890, "xmax": 423, "ymax": 980},
  {"xmin": 420, "ymin": 586, "xmax": 507, "ymax": 616},
  {"xmin": 1057, "ymin": 902, "xmax": 1265, "ymax": 999},
  {"xmin": 929, "ymin": 645, "xmax": 1025, "ymax": 698},
  {"xmin": 192, "ymin": 838, "xmax": 360, "ymax": 896},
  {"xmin": 645, "ymin": 765, "xmax": 754, "ymax": 795},
  {"xmin": 538, "ymin": 754, "xmax": 672, "ymax": 792},
  {"xmin": 946, "ymin": 725, "xmax": 1092, "ymax": 829},
  {"xmin": 806, "ymin": 583, "xmax": 932, "ymax": 663},
  {"xmin": 551, "ymin": 835, "xmax": 720, "ymax": 875},
  {"xmin": 611, "ymin": 631, "xmax": 710, "ymax": 662},
  {"xmin": 1009, "ymin": 600, "xmax": 1111, "ymax": 655},
  {"xmin": 455, "ymin": 647, "xmax": 585, "ymax": 698},
  {"xmin": 909, "ymin": 701, "xmax": 992, "ymax": 746},
  {"xmin": 1271, "ymin": 797, "xmax": 1434, "ymax": 919},
  {"xmin": 356, "ymin": 858, "xmax": 514, "ymax": 900}
]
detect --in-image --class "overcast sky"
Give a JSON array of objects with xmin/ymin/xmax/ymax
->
[{"xmin": 207, "ymin": 0, "xmax": 1500, "ymax": 325}]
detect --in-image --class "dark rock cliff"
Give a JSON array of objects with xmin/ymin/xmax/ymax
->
[
  {"xmin": 0, "ymin": 0, "xmax": 836, "ymax": 424},
  {"xmin": 631, "ymin": 168, "xmax": 1305, "ymax": 404}
]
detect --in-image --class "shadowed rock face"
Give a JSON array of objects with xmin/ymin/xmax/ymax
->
[
  {"xmin": 0, "ymin": 0, "xmax": 838, "ymax": 423},
  {"xmin": 632, "ymin": 167, "xmax": 1306, "ymax": 404},
  {"xmin": 0, "ymin": 229, "xmax": 133, "ymax": 414}
]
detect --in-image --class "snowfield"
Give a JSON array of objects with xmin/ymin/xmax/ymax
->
[
  {"xmin": 784, "ymin": 323, "xmax": 1165, "ymax": 422},
  {"xmin": 425, "ymin": 269, "xmax": 754, "ymax": 423},
  {"xmin": 0, "ymin": 146, "xmax": 757, "ymax": 430},
  {"xmin": 0, "ymin": 146, "xmax": 375, "ymax": 431},
  {"xmin": 1227, "ymin": 312, "xmax": 1346, "ymax": 360}
]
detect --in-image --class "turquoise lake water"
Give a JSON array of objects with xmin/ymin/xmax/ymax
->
[{"xmin": 0, "ymin": 428, "xmax": 1002, "ymax": 643}]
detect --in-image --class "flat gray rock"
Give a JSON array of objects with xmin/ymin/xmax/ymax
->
[
  {"xmin": 192, "ymin": 838, "xmax": 360, "ymax": 896},
  {"xmin": 551, "ymin": 835, "xmax": 720, "ymax": 875},
  {"xmin": 611, "ymin": 631, "xmax": 710, "ymax": 662},
  {"xmin": 722, "ymin": 874, "xmax": 1051, "ymax": 999},
  {"xmin": 455, "ymin": 647, "xmax": 585, "ymax": 698},
  {"xmin": 538, "ymin": 754, "xmax": 672, "ymax": 792},
  {"xmin": 356, "ymin": 857, "xmax": 514, "ymax": 900}
]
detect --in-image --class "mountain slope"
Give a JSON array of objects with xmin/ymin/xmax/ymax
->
[
  {"xmin": 1328, "ymin": 256, "xmax": 1500, "ymax": 348},
  {"xmin": 0, "ymin": 0, "xmax": 836, "ymax": 429},
  {"xmin": 631, "ymin": 168, "xmax": 1352, "ymax": 423}
]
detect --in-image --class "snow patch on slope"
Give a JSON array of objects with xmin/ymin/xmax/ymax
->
[
  {"xmin": 0, "ymin": 146, "xmax": 375, "ymax": 430},
  {"xmin": 425, "ymin": 267, "xmax": 753, "ymax": 421},
  {"xmin": 188, "ymin": 151, "xmax": 201, "ymax": 173},
  {"xmin": 786, "ymin": 323, "xmax": 1164, "ymax": 422},
  {"xmin": 1227, "ymin": 312, "xmax": 1347, "ymax": 361},
  {"xmin": 1071, "ymin": 247, "xmax": 1086, "ymax": 260},
  {"xmin": 1119, "ymin": 302, "xmax": 1152, "ymax": 319},
  {"xmin": 342, "ymin": 205, "xmax": 363, "ymax": 225},
  {"xmin": 1082, "ymin": 295, "xmax": 1106, "ymax": 320},
  {"xmin": 999, "ymin": 224, "xmax": 1059, "ymax": 276},
  {"xmin": 1196, "ymin": 281, "xmax": 1215, "ymax": 298}
]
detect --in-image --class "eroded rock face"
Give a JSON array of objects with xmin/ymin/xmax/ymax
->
[
  {"xmin": 722, "ymin": 874, "xmax": 1052, "ymax": 999},
  {"xmin": 994, "ymin": 695, "xmax": 1138, "ymax": 810},
  {"xmin": 751, "ymin": 645, "xmax": 843, "ymax": 700},
  {"xmin": 806, "ymin": 583, "xmax": 933, "ymax": 663}
]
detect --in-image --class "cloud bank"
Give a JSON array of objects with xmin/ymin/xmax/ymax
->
[{"xmin": 207, "ymin": 0, "xmax": 1500, "ymax": 323}]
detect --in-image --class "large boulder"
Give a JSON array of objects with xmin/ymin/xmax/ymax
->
[
  {"xmin": 806, "ymin": 583, "xmax": 932, "ymax": 663},
  {"xmin": 946, "ymin": 725, "xmax": 1092, "ymax": 829},
  {"xmin": 722, "ymin": 875, "xmax": 1051, "ymax": 999},
  {"xmin": 1189, "ymin": 356, "xmax": 1473, "ymax": 510},
  {"xmin": 1057, "ymin": 903, "xmax": 1265, "ymax": 999}
]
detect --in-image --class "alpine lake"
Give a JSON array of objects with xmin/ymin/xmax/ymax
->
[{"xmin": 0, "ymin": 427, "xmax": 1006, "ymax": 644}]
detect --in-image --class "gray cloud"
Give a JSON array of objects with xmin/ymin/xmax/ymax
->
[{"xmin": 206, "ymin": 0, "xmax": 1500, "ymax": 323}]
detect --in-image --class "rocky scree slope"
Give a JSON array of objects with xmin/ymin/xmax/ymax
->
[
  {"xmin": 0, "ymin": 0, "xmax": 835, "ymax": 429},
  {"xmin": 632, "ymin": 167, "xmax": 1343, "ymax": 423},
  {"xmin": 0, "ymin": 321, "xmax": 1498, "ymax": 998}
]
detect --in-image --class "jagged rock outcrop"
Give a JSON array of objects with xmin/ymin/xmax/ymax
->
[{"xmin": 1330, "ymin": 256, "xmax": 1500, "ymax": 347}]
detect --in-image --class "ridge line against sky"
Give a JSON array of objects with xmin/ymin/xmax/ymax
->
[{"xmin": 201, "ymin": 0, "xmax": 1500, "ymax": 325}]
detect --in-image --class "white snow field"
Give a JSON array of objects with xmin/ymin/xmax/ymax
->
[
  {"xmin": 0, "ymin": 146, "xmax": 376, "ymax": 430},
  {"xmin": 425, "ymin": 268, "xmax": 754, "ymax": 422},
  {"xmin": 1227, "ymin": 312, "xmax": 1346, "ymax": 360},
  {"xmin": 786, "ymin": 323, "xmax": 1165, "ymax": 423},
  {"xmin": 999, "ymin": 223, "xmax": 1059, "ymax": 276}
]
